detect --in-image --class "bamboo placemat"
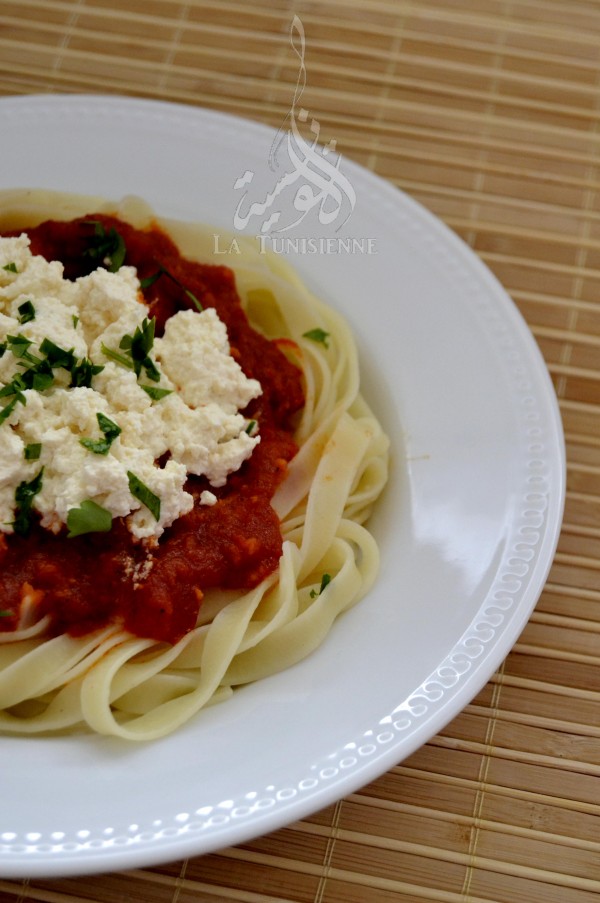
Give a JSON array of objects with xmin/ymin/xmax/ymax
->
[{"xmin": 0, "ymin": 1, "xmax": 599, "ymax": 901}]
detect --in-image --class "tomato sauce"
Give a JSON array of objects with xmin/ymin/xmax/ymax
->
[{"xmin": 0, "ymin": 216, "xmax": 304, "ymax": 643}]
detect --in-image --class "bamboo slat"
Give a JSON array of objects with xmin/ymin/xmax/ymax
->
[{"xmin": 1, "ymin": 0, "xmax": 600, "ymax": 901}]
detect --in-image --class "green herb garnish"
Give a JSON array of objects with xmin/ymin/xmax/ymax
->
[
  {"xmin": 102, "ymin": 317, "xmax": 162, "ymax": 383},
  {"xmin": 0, "ymin": 376, "xmax": 26, "ymax": 401},
  {"xmin": 80, "ymin": 412, "xmax": 121, "ymax": 455},
  {"xmin": 72, "ymin": 315, "xmax": 79, "ymax": 328},
  {"xmin": 140, "ymin": 384, "xmax": 173, "ymax": 401},
  {"xmin": 38, "ymin": 338, "xmax": 75, "ymax": 371},
  {"xmin": 82, "ymin": 221, "xmax": 126, "ymax": 272},
  {"xmin": 13, "ymin": 468, "xmax": 44, "ymax": 537},
  {"xmin": 0, "ymin": 341, "xmax": 55, "ymax": 407},
  {"xmin": 0, "ymin": 396, "xmax": 19, "ymax": 426},
  {"xmin": 310, "ymin": 573, "xmax": 332, "ymax": 599},
  {"xmin": 139, "ymin": 271, "xmax": 162, "ymax": 290},
  {"xmin": 0, "ymin": 610, "xmax": 13, "ymax": 617},
  {"xmin": 67, "ymin": 499, "xmax": 113, "ymax": 538},
  {"xmin": 245, "ymin": 419, "xmax": 258, "ymax": 435},
  {"xmin": 17, "ymin": 300, "xmax": 35, "ymax": 324},
  {"xmin": 119, "ymin": 317, "xmax": 159, "ymax": 380},
  {"xmin": 32, "ymin": 367, "xmax": 54, "ymax": 392},
  {"xmin": 127, "ymin": 471, "xmax": 160, "ymax": 521},
  {"xmin": 6, "ymin": 334, "xmax": 39, "ymax": 364},
  {"xmin": 0, "ymin": 337, "xmax": 103, "ymax": 419},
  {"xmin": 24, "ymin": 442, "xmax": 42, "ymax": 461},
  {"xmin": 2, "ymin": 262, "xmax": 18, "ymax": 273},
  {"xmin": 140, "ymin": 265, "xmax": 203, "ymax": 312},
  {"xmin": 100, "ymin": 343, "xmax": 133, "ymax": 369},
  {"xmin": 70, "ymin": 358, "xmax": 104, "ymax": 388},
  {"xmin": 303, "ymin": 328, "xmax": 330, "ymax": 348}
]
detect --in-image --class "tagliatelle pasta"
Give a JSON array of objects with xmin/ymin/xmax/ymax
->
[{"xmin": 0, "ymin": 190, "xmax": 389, "ymax": 740}]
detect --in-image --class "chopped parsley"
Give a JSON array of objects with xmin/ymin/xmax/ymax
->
[
  {"xmin": 0, "ymin": 396, "xmax": 19, "ymax": 426},
  {"xmin": 2, "ymin": 262, "xmax": 18, "ymax": 273},
  {"xmin": 21, "ymin": 362, "xmax": 54, "ymax": 392},
  {"xmin": 70, "ymin": 357, "xmax": 104, "ymax": 389},
  {"xmin": 120, "ymin": 317, "xmax": 160, "ymax": 381},
  {"xmin": 140, "ymin": 384, "xmax": 173, "ymax": 400},
  {"xmin": 0, "ymin": 375, "xmax": 26, "ymax": 401},
  {"xmin": 0, "ymin": 337, "xmax": 105, "ymax": 423},
  {"xmin": 102, "ymin": 317, "xmax": 162, "ymax": 383},
  {"xmin": 310, "ymin": 573, "xmax": 332, "ymax": 599},
  {"xmin": 80, "ymin": 412, "xmax": 122, "ymax": 455},
  {"xmin": 82, "ymin": 220, "xmax": 126, "ymax": 272},
  {"xmin": 140, "ymin": 265, "xmax": 203, "ymax": 312},
  {"xmin": 17, "ymin": 300, "xmax": 35, "ymax": 324},
  {"xmin": 23, "ymin": 442, "xmax": 42, "ymax": 461},
  {"xmin": 13, "ymin": 468, "xmax": 44, "ymax": 537},
  {"xmin": 139, "ymin": 270, "xmax": 163, "ymax": 290},
  {"xmin": 303, "ymin": 328, "xmax": 330, "ymax": 348},
  {"xmin": 7, "ymin": 333, "xmax": 39, "ymax": 364},
  {"xmin": 99, "ymin": 343, "xmax": 132, "ymax": 369},
  {"xmin": 67, "ymin": 499, "xmax": 113, "ymax": 538},
  {"xmin": 39, "ymin": 338, "xmax": 75, "ymax": 371},
  {"xmin": 127, "ymin": 471, "xmax": 160, "ymax": 522}
]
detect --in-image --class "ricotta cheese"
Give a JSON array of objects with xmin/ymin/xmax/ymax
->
[{"xmin": 0, "ymin": 235, "xmax": 262, "ymax": 540}]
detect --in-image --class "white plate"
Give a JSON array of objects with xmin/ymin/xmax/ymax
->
[{"xmin": 0, "ymin": 94, "xmax": 565, "ymax": 878}]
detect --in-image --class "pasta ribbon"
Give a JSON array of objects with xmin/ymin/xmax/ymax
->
[{"xmin": 0, "ymin": 190, "xmax": 389, "ymax": 740}]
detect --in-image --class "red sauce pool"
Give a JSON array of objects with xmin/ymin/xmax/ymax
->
[{"xmin": 0, "ymin": 215, "xmax": 304, "ymax": 643}]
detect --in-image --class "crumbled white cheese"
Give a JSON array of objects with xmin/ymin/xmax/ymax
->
[
  {"xmin": 0, "ymin": 235, "xmax": 69, "ymax": 303},
  {"xmin": 155, "ymin": 308, "xmax": 260, "ymax": 413},
  {"xmin": 0, "ymin": 235, "xmax": 262, "ymax": 540}
]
